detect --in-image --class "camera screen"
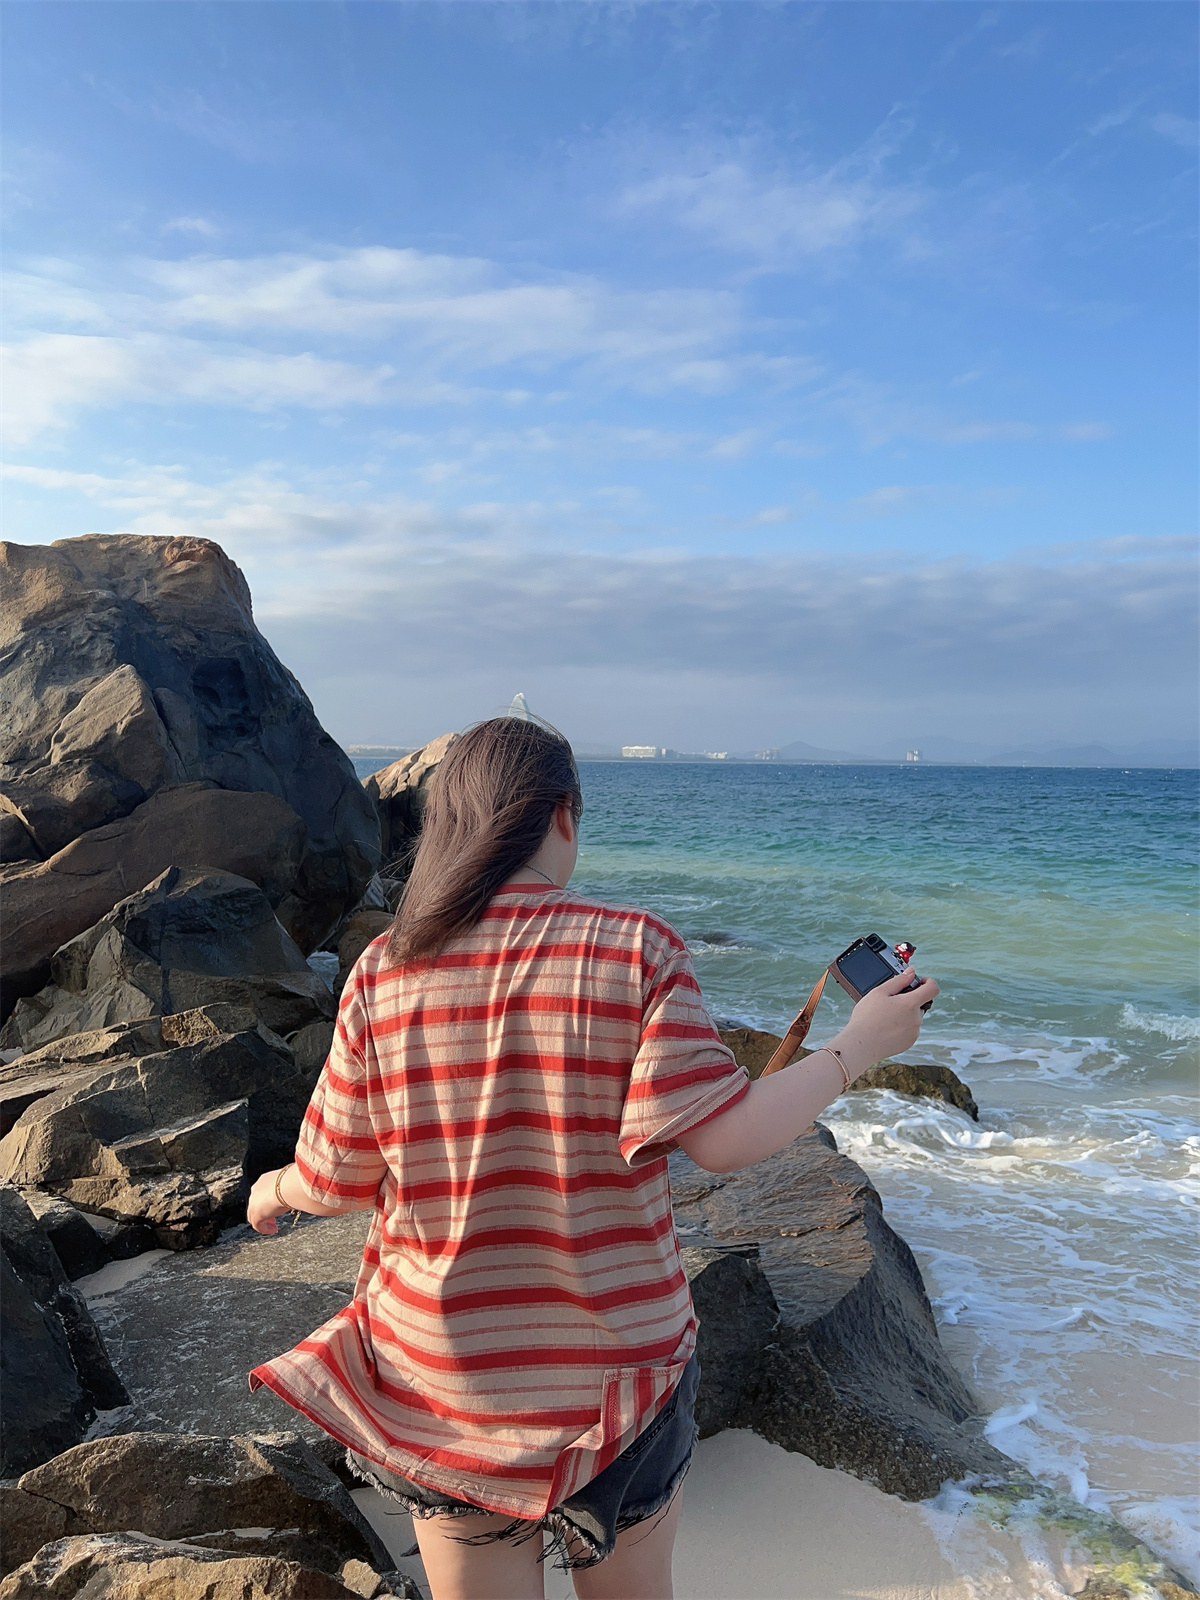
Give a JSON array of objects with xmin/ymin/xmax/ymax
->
[{"xmin": 837, "ymin": 943, "xmax": 896, "ymax": 996}]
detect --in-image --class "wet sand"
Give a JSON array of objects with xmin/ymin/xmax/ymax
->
[{"xmin": 354, "ymin": 1427, "xmax": 1101, "ymax": 1600}]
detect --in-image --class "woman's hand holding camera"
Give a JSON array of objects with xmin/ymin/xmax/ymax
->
[
  {"xmin": 834, "ymin": 968, "xmax": 940, "ymax": 1083},
  {"xmin": 679, "ymin": 965, "xmax": 940, "ymax": 1174}
]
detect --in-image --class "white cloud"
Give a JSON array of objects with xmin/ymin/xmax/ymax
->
[
  {"xmin": 619, "ymin": 154, "xmax": 924, "ymax": 264},
  {"xmin": 163, "ymin": 216, "xmax": 221, "ymax": 238},
  {"xmin": 1150, "ymin": 112, "xmax": 1199, "ymax": 150},
  {"xmin": 3, "ymin": 246, "xmax": 766, "ymax": 440},
  {"xmin": 0, "ymin": 333, "xmax": 398, "ymax": 444}
]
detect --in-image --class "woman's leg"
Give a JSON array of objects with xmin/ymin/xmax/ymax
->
[
  {"xmin": 570, "ymin": 1486, "xmax": 683, "ymax": 1600},
  {"xmin": 412, "ymin": 1512, "xmax": 546, "ymax": 1600}
]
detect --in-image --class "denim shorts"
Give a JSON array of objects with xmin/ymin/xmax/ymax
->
[{"xmin": 347, "ymin": 1354, "xmax": 700, "ymax": 1570}]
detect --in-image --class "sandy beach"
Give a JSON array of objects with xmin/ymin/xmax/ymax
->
[{"xmin": 354, "ymin": 1427, "xmax": 1108, "ymax": 1600}]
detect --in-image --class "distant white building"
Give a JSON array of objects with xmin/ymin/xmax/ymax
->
[
  {"xmin": 754, "ymin": 748, "xmax": 781, "ymax": 761},
  {"xmin": 622, "ymin": 745, "xmax": 660, "ymax": 759},
  {"xmin": 705, "ymin": 751, "xmax": 728, "ymax": 760},
  {"xmin": 905, "ymin": 749, "xmax": 921, "ymax": 762}
]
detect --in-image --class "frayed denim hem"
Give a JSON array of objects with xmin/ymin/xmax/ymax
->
[{"xmin": 345, "ymin": 1444, "xmax": 694, "ymax": 1572}]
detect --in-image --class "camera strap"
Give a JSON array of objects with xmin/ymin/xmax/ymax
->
[{"xmin": 758, "ymin": 969, "xmax": 829, "ymax": 1078}]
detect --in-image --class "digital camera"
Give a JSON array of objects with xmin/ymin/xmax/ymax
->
[{"xmin": 830, "ymin": 934, "xmax": 933, "ymax": 1012}]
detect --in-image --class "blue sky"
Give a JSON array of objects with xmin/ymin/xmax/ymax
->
[{"xmin": 3, "ymin": 1, "xmax": 1196, "ymax": 753}]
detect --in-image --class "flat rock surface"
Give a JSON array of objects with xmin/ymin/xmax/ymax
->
[{"xmin": 88, "ymin": 1212, "xmax": 370, "ymax": 1443}]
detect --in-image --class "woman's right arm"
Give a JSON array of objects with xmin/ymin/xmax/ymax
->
[{"xmin": 676, "ymin": 968, "xmax": 939, "ymax": 1174}]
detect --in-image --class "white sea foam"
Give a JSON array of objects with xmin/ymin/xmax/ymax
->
[
  {"xmin": 822, "ymin": 1077, "xmax": 1200, "ymax": 1582},
  {"xmin": 1120, "ymin": 1002, "xmax": 1200, "ymax": 1042}
]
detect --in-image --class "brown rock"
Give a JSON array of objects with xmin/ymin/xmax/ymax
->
[
  {"xmin": 47, "ymin": 665, "xmax": 185, "ymax": 795},
  {"xmin": 364, "ymin": 731, "xmax": 458, "ymax": 874},
  {"xmin": 0, "ymin": 1484, "xmax": 67, "ymax": 1576},
  {"xmin": 0, "ymin": 1009, "xmax": 256, "ymax": 1137},
  {"xmin": 716, "ymin": 1025, "xmax": 787, "ymax": 1079},
  {"xmin": 854, "ymin": 1058, "xmax": 979, "ymax": 1120},
  {"xmin": 0, "ymin": 761, "xmax": 146, "ymax": 859},
  {"xmin": 0, "ymin": 1533, "xmax": 360, "ymax": 1598},
  {"xmin": 14, "ymin": 1431, "xmax": 393, "ymax": 1578},
  {"xmin": 336, "ymin": 909, "xmax": 394, "ymax": 992}
]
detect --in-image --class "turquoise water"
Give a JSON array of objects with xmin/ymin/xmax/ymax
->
[{"xmin": 569, "ymin": 762, "xmax": 1199, "ymax": 1581}]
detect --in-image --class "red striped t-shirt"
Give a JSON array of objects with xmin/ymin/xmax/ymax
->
[{"xmin": 249, "ymin": 883, "xmax": 749, "ymax": 1519}]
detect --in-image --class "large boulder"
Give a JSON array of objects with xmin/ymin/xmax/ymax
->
[
  {"xmin": 1, "ymin": 867, "xmax": 333, "ymax": 1052},
  {"xmin": 363, "ymin": 732, "xmax": 457, "ymax": 881},
  {"xmin": 0, "ymin": 1532, "xmax": 367, "ymax": 1599},
  {"xmin": 670, "ymin": 1132, "xmax": 1008, "ymax": 1499},
  {"xmin": 0, "ymin": 535, "xmax": 381, "ymax": 1016},
  {"xmin": 0, "ymin": 1020, "xmax": 317, "ymax": 1249},
  {"xmin": 0, "ymin": 785, "xmax": 309, "ymax": 1018},
  {"xmin": 9, "ymin": 1432, "xmax": 394, "ymax": 1580},
  {"xmin": 0, "ymin": 1185, "xmax": 128, "ymax": 1478}
]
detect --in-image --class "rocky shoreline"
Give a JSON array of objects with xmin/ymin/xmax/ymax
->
[{"xmin": 1, "ymin": 535, "xmax": 1192, "ymax": 1599}]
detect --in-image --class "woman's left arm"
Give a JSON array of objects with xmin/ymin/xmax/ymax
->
[{"xmin": 247, "ymin": 1162, "xmax": 379, "ymax": 1235}]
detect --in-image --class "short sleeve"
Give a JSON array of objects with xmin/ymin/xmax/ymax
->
[
  {"xmin": 292, "ymin": 976, "xmax": 388, "ymax": 1205},
  {"xmin": 618, "ymin": 944, "xmax": 750, "ymax": 1169}
]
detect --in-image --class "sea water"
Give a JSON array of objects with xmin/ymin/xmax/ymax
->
[{"xmin": 565, "ymin": 762, "xmax": 1199, "ymax": 1583}]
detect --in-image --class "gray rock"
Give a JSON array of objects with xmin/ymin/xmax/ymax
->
[
  {"xmin": 0, "ymin": 1185, "xmax": 128, "ymax": 1476},
  {"xmin": 0, "ymin": 1024, "xmax": 315, "ymax": 1249},
  {"xmin": 682, "ymin": 1246, "xmax": 779, "ymax": 1438},
  {"xmin": 363, "ymin": 733, "xmax": 457, "ymax": 881},
  {"xmin": 0, "ymin": 1532, "xmax": 363, "ymax": 1599},
  {"xmin": 0, "ymin": 1007, "xmax": 258, "ymax": 1137},
  {"xmin": 1, "ymin": 867, "xmax": 333, "ymax": 1052},
  {"xmin": 0, "ymin": 783, "xmax": 310, "ymax": 1018},
  {"xmin": 0, "ymin": 534, "xmax": 381, "ymax": 1019},
  {"xmin": 23, "ymin": 1192, "xmax": 111, "ymax": 1281},
  {"xmin": 0, "ymin": 812, "xmax": 40, "ymax": 865},
  {"xmin": 87, "ymin": 1213, "xmax": 370, "ymax": 1444},
  {"xmin": 0, "ymin": 760, "xmax": 146, "ymax": 860},
  {"xmin": 669, "ymin": 1135, "xmax": 1009, "ymax": 1499},
  {"xmin": 14, "ymin": 1430, "xmax": 394, "ymax": 1579}
]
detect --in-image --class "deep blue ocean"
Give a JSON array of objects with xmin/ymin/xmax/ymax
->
[{"xmin": 351, "ymin": 757, "xmax": 1200, "ymax": 1577}]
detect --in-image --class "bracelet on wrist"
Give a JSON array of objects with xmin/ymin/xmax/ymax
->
[
  {"xmin": 811, "ymin": 1045, "xmax": 851, "ymax": 1093},
  {"xmin": 273, "ymin": 1164, "xmax": 293, "ymax": 1209}
]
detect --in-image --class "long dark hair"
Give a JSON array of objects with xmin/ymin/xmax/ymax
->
[{"xmin": 387, "ymin": 716, "xmax": 582, "ymax": 963}]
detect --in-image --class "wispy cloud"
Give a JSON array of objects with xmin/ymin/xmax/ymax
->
[
  {"xmin": 616, "ymin": 130, "xmax": 927, "ymax": 265},
  {"xmin": 0, "ymin": 332, "xmax": 401, "ymax": 445},
  {"xmin": 3, "ymin": 246, "xmax": 775, "ymax": 439},
  {"xmin": 1150, "ymin": 112, "xmax": 1199, "ymax": 150}
]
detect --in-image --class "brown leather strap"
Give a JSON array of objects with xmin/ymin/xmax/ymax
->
[{"xmin": 758, "ymin": 968, "xmax": 829, "ymax": 1077}]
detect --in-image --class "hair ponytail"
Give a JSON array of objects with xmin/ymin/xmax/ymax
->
[{"xmin": 386, "ymin": 716, "xmax": 582, "ymax": 963}]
